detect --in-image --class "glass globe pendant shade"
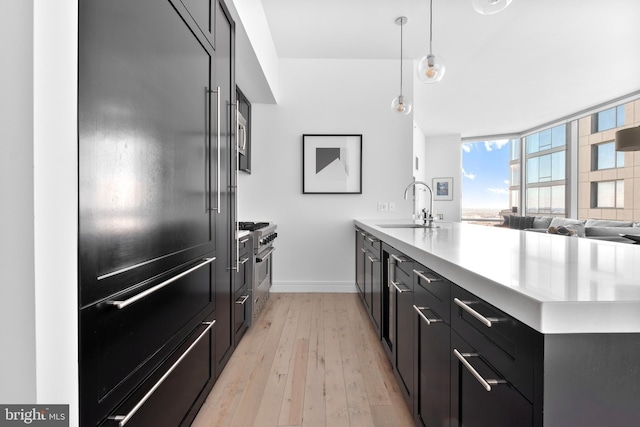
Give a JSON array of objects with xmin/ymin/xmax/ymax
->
[
  {"xmin": 391, "ymin": 95, "xmax": 412, "ymax": 115},
  {"xmin": 472, "ymin": 0, "xmax": 513, "ymax": 15},
  {"xmin": 417, "ymin": 53, "xmax": 446, "ymax": 83}
]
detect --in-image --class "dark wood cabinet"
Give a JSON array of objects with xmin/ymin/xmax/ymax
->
[
  {"xmin": 451, "ymin": 331, "xmax": 533, "ymax": 427},
  {"xmin": 233, "ymin": 234, "xmax": 252, "ymax": 345},
  {"xmin": 413, "ymin": 262, "xmax": 451, "ymax": 427},
  {"xmin": 355, "ymin": 227, "xmax": 382, "ymax": 336},
  {"xmin": 79, "ymin": 0, "xmax": 235, "ymax": 425},
  {"xmin": 212, "ymin": 0, "xmax": 235, "ymax": 377},
  {"xmin": 381, "ymin": 244, "xmax": 414, "ymax": 411}
]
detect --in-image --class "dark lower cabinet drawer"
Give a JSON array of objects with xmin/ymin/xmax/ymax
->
[
  {"xmin": 450, "ymin": 285, "xmax": 539, "ymax": 402},
  {"xmin": 451, "ymin": 330, "xmax": 533, "ymax": 427},
  {"xmin": 80, "ymin": 255, "xmax": 215, "ymax": 426},
  {"xmin": 101, "ymin": 317, "xmax": 215, "ymax": 427},
  {"xmin": 234, "ymin": 287, "xmax": 251, "ymax": 344},
  {"xmin": 413, "ymin": 262, "xmax": 450, "ymax": 323}
]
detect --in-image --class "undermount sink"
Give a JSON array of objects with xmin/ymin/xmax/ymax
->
[{"xmin": 377, "ymin": 223, "xmax": 440, "ymax": 229}]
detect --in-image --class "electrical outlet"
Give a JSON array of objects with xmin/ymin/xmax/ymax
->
[
  {"xmin": 377, "ymin": 202, "xmax": 388, "ymax": 212},
  {"xmin": 389, "ymin": 202, "xmax": 396, "ymax": 212}
]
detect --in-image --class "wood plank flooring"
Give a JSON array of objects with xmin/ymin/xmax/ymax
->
[{"xmin": 191, "ymin": 293, "xmax": 414, "ymax": 427}]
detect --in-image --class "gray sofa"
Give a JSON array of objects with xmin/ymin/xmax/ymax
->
[{"xmin": 500, "ymin": 215, "xmax": 640, "ymax": 243}]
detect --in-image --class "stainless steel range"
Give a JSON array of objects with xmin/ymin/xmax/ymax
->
[{"xmin": 238, "ymin": 222, "xmax": 277, "ymax": 322}]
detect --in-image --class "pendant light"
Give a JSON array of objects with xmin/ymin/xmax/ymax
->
[
  {"xmin": 391, "ymin": 16, "xmax": 412, "ymax": 115},
  {"xmin": 417, "ymin": 0, "xmax": 445, "ymax": 84},
  {"xmin": 472, "ymin": 0, "xmax": 513, "ymax": 15},
  {"xmin": 615, "ymin": 126, "xmax": 640, "ymax": 151}
]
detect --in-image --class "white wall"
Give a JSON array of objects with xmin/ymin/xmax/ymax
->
[
  {"xmin": 238, "ymin": 58, "xmax": 415, "ymax": 292},
  {"xmin": 33, "ymin": 0, "xmax": 79, "ymax": 423},
  {"xmin": 423, "ymin": 133, "xmax": 463, "ymax": 222},
  {"xmin": 0, "ymin": 0, "xmax": 36, "ymax": 403}
]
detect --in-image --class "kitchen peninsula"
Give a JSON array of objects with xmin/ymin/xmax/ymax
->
[{"xmin": 355, "ymin": 219, "xmax": 640, "ymax": 427}]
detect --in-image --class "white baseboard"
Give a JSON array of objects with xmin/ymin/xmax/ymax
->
[{"xmin": 270, "ymin": 281, "xmax": 357, "ymax": 293}]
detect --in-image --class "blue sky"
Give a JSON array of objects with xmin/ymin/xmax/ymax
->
[{"xmin": 461, "ymin": 139, "xmax": 512, "ymax": 211}]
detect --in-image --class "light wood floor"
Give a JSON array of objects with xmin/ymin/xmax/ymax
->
[{"xmin": 191, "ymin": 293, "xmax": 414, "ymax": 427}]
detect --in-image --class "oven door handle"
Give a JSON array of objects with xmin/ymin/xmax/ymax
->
[{"xmin": 256, "ymin": 247, "xmax": 275, "ymax": 263}]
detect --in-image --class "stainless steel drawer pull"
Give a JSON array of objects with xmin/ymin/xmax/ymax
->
[
  {"xmin": 412, "ymin": 305, "xmax": 441, "ymax": 325},
  {"xmin": 239, "ymin": 257, "xmax": 250, "ymax": 265},
  {"xmin": 256, "ymin": 247, "xmax": 275, "ymax": 262},
  {"xmin": 239, "ymin": 237, "xmax": 250, "ymax": 244},
  {"xmin": 390, "ymin": 254, "xmax": 407, "ymax": 263},
  {"xmin": 367, "ymin": 255, "xmax": 379, "ymax": 263},
  {"xmin": 453, "ymin": 298, "xmax": 499, "ymax": 328},
  {"xmin": 366, "ymin": 236, "xmax": 378, "ymax": 243},
  {"xmin": 413, "ymin": 269, "xmax": 443, "ymax": 284},
  {"xmin": 361, "ymin": 248, "xmax": 367, "ymax": 253},
  {"xmin": 109, "ymin": 320, "xmax": 216, "ymax": 426},
  {"xmin": 392, "ymin": 281, "xmax": 411, "ymax": 293},
  {"xmin": 107, "ymin": 257, "xmax": 216, "ymax": 310},
  {"xmin": 236, "ymin": 295, "xmax": 250, "ymax": 305},
  {"xmin": 453, "ymin": 349, "xmax": 506, "ymax": 392}
]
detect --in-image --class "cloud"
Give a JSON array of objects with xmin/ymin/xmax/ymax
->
[
  {"xmin": 487, "ymin": 187, "xmax": 509, "ymax": 195},
  {"xmin": 484, "ymin": 139, "xmax": 510, "ymax": 152},
  {"xmin": 503, "ymin": 180, "xmax": 510, "ymax": 185},
  {"xmin": 461, "ymin": 143, "xmax": 472, "ymax": 153},
  {"xmin": 462, "ymin": 168, "xmax": 476, "ymax": 180}
]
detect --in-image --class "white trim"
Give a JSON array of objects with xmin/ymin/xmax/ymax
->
[{"xmin": 270, "ymin": 281, "xmax": 357, "ymax": 293}]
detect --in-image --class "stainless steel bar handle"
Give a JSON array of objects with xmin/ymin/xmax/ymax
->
[
  {"xmin": 256, "ymin": 247, "xmax": 275, "ymax": 263},
  {"xmin": 366, "ymin": 236, "xmax": 378, "ymax": 243},
  {"xmin": 239, "ymin": 256, "xmax": 250, "ymax": 265},
  {"xmin": 453, "ymin": 298, "xmax": 498, "ymax": 328},
  {"xmin": 412, "ymin": 305, "xmax": 441, "ymax": 325},
  {"xmin": 235, "ymin": 101, "xmax": 240, "ymax": 271},
  {"xmin": 391, "ymin": 281, "xmax": 410, "ymax": 293},
  {"xmin": 453, "ymin": 349, "xmax": 506, "ymax": 392},
  {"xmin": 110, "ymin": 320, "xmax": 216, "ymax": 426},
  {"xmin": 239, "ymin": 237, "xmax": 250, "ymax": 244},
  {"xmin": 204, "ymin": 87, "xmax": 210, "ymax": 213},
  {"xmin": 207, "ymin": 87, "xmax": 221, "ymax": 213},
  {"xmin": 107, "ymin": 257, "xmax": 215, "ymax": 309},
  {"xmin": 360, "ymin": 248, "xmax": 367, "ymax": 253},
  {"xmin": 236, "ymin": 295, "xmax": 250, "ymax": 305},
  {"xmin": 413, "ymin": 269, "xmax": 443, "ymax": 284},
  {"xmin": 390, "ymin": 254, "xmax": 406, "ymax": 263},
  {"xmin": 367, "ymin": 255, "xmax": 379, "ymax": 263}
]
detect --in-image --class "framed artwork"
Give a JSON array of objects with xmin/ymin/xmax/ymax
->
[
  {"xmin": 432, "ymin": 177, "xmax": 453, "ymax": 201},
  {"xmin": 302, "ymin": 134, "xmax": 362, "ymax": 194}
]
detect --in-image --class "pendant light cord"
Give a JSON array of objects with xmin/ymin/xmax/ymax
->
[
  {"xmin": 429, "ymin": 0, "xmax": 433, "ymax": 55},
  {"xmin": 400, "ymin": 19, "xmax": 404, "ymax": 96}
]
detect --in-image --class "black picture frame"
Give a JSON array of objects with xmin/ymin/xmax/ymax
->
[{"xmin": 302, "ymin": 134, "xmax": 362, "ymax": 194}]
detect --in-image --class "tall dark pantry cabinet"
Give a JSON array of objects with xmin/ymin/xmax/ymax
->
[{"xmin": 78, "ymin": 1, "xmax": 237, "ymax": 426}]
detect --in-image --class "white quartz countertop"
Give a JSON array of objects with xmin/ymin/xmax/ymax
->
[{"xmin": 355, "ymin": 219, "xmax": 640, "ymax": 334}]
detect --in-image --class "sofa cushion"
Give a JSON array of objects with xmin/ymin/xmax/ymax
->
[
  {"xmin": 584, "ymin": 219, "xmax": 634, "ymax": 228},
  {"xmin": 585, "ymin": 226, "xmax": 640, "ymax": 238},
  {"xmin": 532, "ymin": 216, "xmax": 553, "ymax": 229},
  {"xmin": 549, "ymin": 217, "xmax": 586, "ymax": 237},
  {"xmin": 509, "ymin": 215, "xmax": 535, "ymax": 230}
]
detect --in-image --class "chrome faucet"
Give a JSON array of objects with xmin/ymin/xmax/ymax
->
[{"xmin": 403, "ymin": 180, "xmax": 437, "ymax": 228}]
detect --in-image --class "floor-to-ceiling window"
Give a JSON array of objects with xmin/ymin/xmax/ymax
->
[{"xmin": 524, "ymin": 124, "xmax": 567, "ymax": 216}]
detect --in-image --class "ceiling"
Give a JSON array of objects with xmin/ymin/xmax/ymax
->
[{"xmin": 260, "ymin": 0, "xmax": 640, "ymax": 138}]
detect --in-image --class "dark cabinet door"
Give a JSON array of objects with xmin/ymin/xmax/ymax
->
[
  {"xmin": 213, "ymin": 0, "xmax": 235, "ymax": 376},
  {"xmin": 355, "ymin": 229, "xmax": 365, "ymax": 296},
  {"xmin": 79, "ymin": 0, "xmax": 216, "ymax": 307},
  {"xmin": 394, "ymin": 263, "xmax": 414, "ymax": 408},
  {"xmin": 414, "ymin": 306, "xmax": 450, "ymax": 427},
  {"xmin": 180, "ymin": 0, "xmax": 215, "ymax": 47},
  {"xmin": 451, "ymin": 331, "xmax": 533, "ymax": 427},
  {"xmin": 371, "ymin": 252, "xmax": 382, "ymax": 333}
]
